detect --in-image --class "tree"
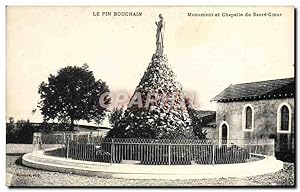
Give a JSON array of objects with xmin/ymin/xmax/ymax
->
[
  {"xmin": 38, "ymin": 64, "xmax": 111, "ymax": 131},
  {"xmin": 107, "ymin": 54, "xmax": 194, "ymax": 139},
  {"xmin": 106, "ymin": 108, "xmax": 125, "ymax": 138},
  {"xmin": 6, "ymin": 117, "xmax": 16, "ymax": 143},
  {"xmin": 185, "ymin": 98, "xmax": 209, "ymax": 140},
  {"xmin": 6, "ymin": 118, "xmax": 38, "ymax": 144},
  {"xmin": 16, "ymin": 120, "xmax": 37, "ymax": 143},
  {"xmin": 187, "ymin": 108, "xmax": 209, "ymax": 140},
  {"xmin": 108, "ymin": 108, "xmax": 124, "ymax": 128}
]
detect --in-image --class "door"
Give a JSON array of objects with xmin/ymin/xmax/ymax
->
[{"xmin": 221, "ymin": 123, "xmax": 228, "ymax": 144}]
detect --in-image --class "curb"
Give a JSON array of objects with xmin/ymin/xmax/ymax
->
[{"xmin": 22, "ymin": 151, "xmax": 284, "ymax": 180}]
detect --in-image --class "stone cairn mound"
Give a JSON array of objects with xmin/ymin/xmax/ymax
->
[{"xmin": 108, "ymin": 53, "xmax": 194, "ymax": 139}]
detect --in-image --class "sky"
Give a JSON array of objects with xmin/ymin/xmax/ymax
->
[{"xmin": 6, "ymin": 6, "xmax": 294, "ymax": 125}]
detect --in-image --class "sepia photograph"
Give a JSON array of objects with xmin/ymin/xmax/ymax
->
[{"xmin": 5, "ymin": 6, "xmax": 295, "ymax": 187}]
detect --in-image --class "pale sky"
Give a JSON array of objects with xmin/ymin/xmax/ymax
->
[{"xmin": 6, "ymin": 6, "xmax": 294, "ymax": 125}]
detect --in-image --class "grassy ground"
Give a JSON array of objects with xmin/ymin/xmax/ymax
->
[
  {"xmin": 6, "ymin": 144, "xmax": 295, "ymax": 187},
  {"xmin": 6, "ymin": 144, "xmax": 33, "ymax": 154}
]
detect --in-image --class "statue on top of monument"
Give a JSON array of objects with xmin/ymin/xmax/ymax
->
[{"xmin": 155, "ymin": 14, "xmax": 165, "ymax": 55}]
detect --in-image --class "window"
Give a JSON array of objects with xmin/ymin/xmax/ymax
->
[
  {"xmin": 277, "ymin": 103, "xmax": 292, "ymax": 133},
  {"xmin": 242, "ymin": 104, "xmax": 254, "ymax": 131},
  {"xmin": 245, "ymin": 106, "xmax": 252, "ymax": 129},
  {"xmin": 277, "ymin": 104, "xmax": 291, "ymax": 133},
  {"xmin": 280, "ymin": 106, "xmax": 289, "ymax": 131}
]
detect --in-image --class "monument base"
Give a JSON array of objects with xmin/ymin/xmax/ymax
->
[{"xmin": 155, "ymin": 48, "xmax": 164, "ymax": 55}]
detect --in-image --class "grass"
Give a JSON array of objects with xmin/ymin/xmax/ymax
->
[
  {"xmin": 6, "ymin": 144, "xmax": 295, "ymax": 187},
  {"xmin": 6, "ymin": 144, "xmax": 33, "ymax": 154}
]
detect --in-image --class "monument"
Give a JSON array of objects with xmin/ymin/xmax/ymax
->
[
  {"xmin": 107, "ymin": 14, "xmax": 193, "ymax": 139},
  {"xmin": 155, "ymin": 14, "xmax": 165, "ymax": 55}
]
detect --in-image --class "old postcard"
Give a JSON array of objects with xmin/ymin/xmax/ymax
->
[{"xmin": 6, "ymin": 6, "xmax": 295, "ymax": 187}]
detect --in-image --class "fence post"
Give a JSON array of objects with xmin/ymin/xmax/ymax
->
[
  {"xmin": 111, "ymin": 139, "xmax": 114, "ymax": 163},
  {"xmin": 63, "ymin": 132, "xmax": 66, "ymax": 145},
  {"xmin": 66, "ymin": 138, "xmax": 70, "ymax": 159},
  {"xmin": 38, "ymin": 134, "xmax": 43, "ymax": 151},
  {"xmin": 32, "ymin": 133, "xmax": 41, "ymax": 152},
  {"xmin": 212, "ymin": 143, "xmax": 215, "ymax": 165},
  {"xmin": 272, "ymin": 138, "xmax": 275, "ymax": 157},
  {"xmin": 168, "ymin": 144, "xmax": 171, "ymax": 165},
  {"xmin": 249, "ymin": 145, "xmax": 251, "ymax": 160}
]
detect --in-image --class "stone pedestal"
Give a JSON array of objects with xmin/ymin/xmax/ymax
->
[{"xmin": 155, "ymin": 48, "xmax": 164, "ymax": 55}]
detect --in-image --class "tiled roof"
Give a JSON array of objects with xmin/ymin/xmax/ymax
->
[
  {"xmin": 191, "ymin": 110, "xmax": 216, "ymax": 128},
  {"xmin": 212, "ymin": 77, "xmax": 294, "ymax": 102},
  {"xmin": 193, "ymin": 110, "xmax": 216, "ymax": 118}
]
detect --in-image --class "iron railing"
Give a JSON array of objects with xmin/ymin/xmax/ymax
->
[{"xmin": 32, "ymin": 132, "xmax": 275, "ymax": 165}]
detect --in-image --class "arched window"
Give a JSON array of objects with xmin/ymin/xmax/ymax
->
[
  {"xmin": 242, "ymin": 104, "xmax": 254, "ymax": 131},
  {"xmin": 280, "ymin": 105, "xmax": 289, "ymax": 131},
  {"xmin": 277, "ymin": 103, "xmax": 292, "ymax": 133},
  {"xmin": 245, "ymin": 106, "xmax": 252, "ymax": 129}
]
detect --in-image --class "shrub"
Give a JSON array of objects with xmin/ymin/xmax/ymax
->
[{"xmin": 6, "ymin": 119, "xmax": 38, "ymax": 144}]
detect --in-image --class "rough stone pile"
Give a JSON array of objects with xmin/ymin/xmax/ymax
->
[{"xmin": 108, "ymin": 54, "xmax": 194, "ymax": 139}]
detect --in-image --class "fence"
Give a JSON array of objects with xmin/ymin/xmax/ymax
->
[{"xmin": 32, "ymin": 132, "xmax": 275, "ymax": 165}]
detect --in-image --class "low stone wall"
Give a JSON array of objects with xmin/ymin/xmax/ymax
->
[{"xmin": 22, "ymin": 150, "xmax": 283, "ymax": 180}]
